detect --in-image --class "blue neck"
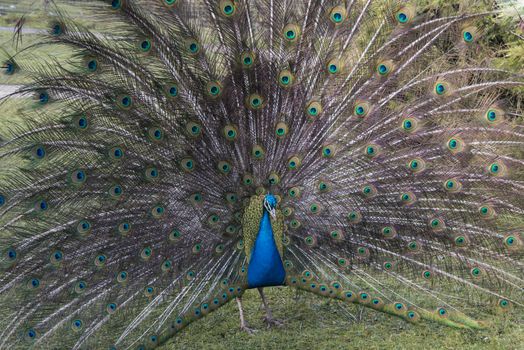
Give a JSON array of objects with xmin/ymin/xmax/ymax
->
[{"xmin": 247, "ymin": 210, "xmax": 286, "ymax": 288}]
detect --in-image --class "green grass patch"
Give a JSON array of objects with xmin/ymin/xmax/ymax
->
[{"xmin": 160, "ymin": 287, "xmax": 523, "ymax": 350}]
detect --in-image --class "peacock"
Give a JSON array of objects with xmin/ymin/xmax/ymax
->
[{"xmin": 0, "ymin": 0, "xmax": 523, "ymax": 348}]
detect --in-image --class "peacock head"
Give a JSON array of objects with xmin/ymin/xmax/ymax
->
[{"xmin": 263, "ymin": 194, "xmax": 277, "ymax": 220}]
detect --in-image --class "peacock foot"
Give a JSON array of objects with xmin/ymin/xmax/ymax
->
[
  {"xmin": 240, "ymin": 325, "xmax": 257, "ymax": 335},
  {"xmin": 262, "ymin": 316, "xmax": 284, "ymax": 328}
]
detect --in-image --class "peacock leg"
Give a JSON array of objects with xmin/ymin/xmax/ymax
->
[
  {"xmin": 257, "ymin": 287, "xmax": 284, "ymax": 327},
  {"xmin": 235, "ymin": 296, "xmax": 256, "ymax": 334}
]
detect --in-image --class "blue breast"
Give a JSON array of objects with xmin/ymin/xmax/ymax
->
[{"xmin": 247, "ymin": 210, "xmax": 286, "ymax": 288}]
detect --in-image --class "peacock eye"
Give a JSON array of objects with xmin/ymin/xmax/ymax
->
[
  {"xmin": 361, "ymin": 184, "xmax": 377, "ymax": 197},
  {"xmin": 330, "ymin": 230, "xmax": 342, "ymax": 239},
  {"xmin": 111, "ymin": 0, "xmax": 122, "ymax": 9},
  {"xmin": 354, "ymin": 101, "xmax": 370, "ymax": 118},
  {"xmin": 281, "ymin": 207, "xmax": 293, "ymax": 217},
  {"xmin": 407, "ymin": 241, "xmax": 419, "ymax": 251},
  {"xmin": 429, "ymin": 217, "xmax": 446, "ymax": 232},
  {"xmin": 357, "ymin": 246, "xmax": 369, "ymax": 256},
  {"xmin": 144, "ymin": 166, "xmax": 159, "ymax": 181},
  {"xmin": 278, "ymin": 70, "xmax": 295, "ymax": 87},
  {"xmin": 443, "ymin": 178, "xmax": 461, "ymax": 192},
  {"xmin": 306, "ymin": 101, "xmax": 322, "ymax": 118},
  {"xmin": 287, "ymin": 156, "xmax": 301, "ymax": 170},
  {"xmin": 220, "ymin": 1, "xmax": 236, "ymax": 17},
  {"xmin": 34, "ymin": 199, "xmax": 49, "ymax": 213},
  {"xmin": 288, "ymin": 186, "xmax": 301, "ymax": 198},
  {"xmin": 359, "ymin": 292, "xmax": 369, "ymax": 301},
  {"xmin": 454, "ymin": 235, "xmax": 467, "ymax": 246},
  {"xmin": 382, "ymin": 262, "xmax": 392, "ymax": 270},
  {"xmin": 289, "ymin": 219, "xmax": 301, "ymax": 229},
  {"xmin": 116, "ymin": 94, "xmax": 133, "ymax": 109},
  {"xmin": 186, "ymin": 40, "xmax": 200, "ymax": 54},
  {"xmin": 381, "ymin": 226, "xmax": 397, "ymax": 239},
  {"xmin": 225, "ymin": 193, "xmax": 237, "ymax": 203},
  {"xmin": 86, "ymin": 58, "xmax": 98, "ymax": 72},
  {"xmin": 185, "ymin": 121, "xmax": 201, "ymax": 138},
  {"xmin": 144, "ymin": 286, "xmax": 155, "ymax": 297},
  {"xmin": 206, "ymin": 81, "xmax": 222, "ymax": 98},
  {"xmin": 165, "ymin": 83, "xmax": 179, "ymax": 98},
  {"xmin": 6, "ymin": 247, "xmax": 17, "ymax": 261},
  {"xmin": 107, "ymin": 302, "xmax": 117, "ymax": 314},
  {"xmin": 252, "ymin": 145, "xmax": 265, "ymax": 159},
  {"xmin": 347, "ymin": 210, "xmax": 362, "ymax": 223},
  {"xmin": 322, "ymin": 145, "xmax": 336, "ymax": 158},
  {"xmin": 283, "ymin": 24, "xmax": 301, "ymax": 42},
  {"xmin": 484, "ymin": 107, "xmax": 504, "ymax": 124},
  {"xmin": 70, "ymin": 169, "xmax": 87, "ymax": 186},
  {"xmin": 180, "ymin": 157, "xmax": 195, "ymax": 172},
  {"xmin": 327, "ymin": 58, "xmax": 342, "ymax": 74},
  {"xmin": 32, "ymin": 145, "xmax": 46, "ymax": 159},
  {"xmin": 401, "ymin": 117, "xmax": 418, "ymax": 132},
  {"xmin": 192, "ymin": 243, "xmax": 202, "ymax": 254},
  {"xmin": 395, "ymin": 6, "xmax": 414, "ymax": 24},
  {"xmin": 499, "ymin": 299, "xmax": 510, "ymax": 309},
  {"xmin": 267, "ymin": 172, "xmax": 280, "ymax": 185},
  {"xmin": 50, "ymin": 22, "xmax": 64, "ymax": 36},
  {"xmin": 35, "ymin": 90, "xmax": 49, "ymax": 105},
  {"xmin": 488, "ymin": 162, "xmax": 506, "ymax": 177},
  {"xmin": 76, "ymin": 220, "xmax": 92, "ymax": 235},
  {"xmin": 73, "ymin": 280, "xmax": 87, "ymax": 293},
  {"xmin": 4, "ymin": 60, "xmax": 16, "ymax": 75},
  {"xmin": 365, "ymin": 144, "xmax": 381, "ymax": 158},
  {"xmin": 217, "ymin": 160, "xmax": 232, "ymax": 174},
  {"xmin": 396, "ymin": 12, "xmax": 408, "ymax": 23},
  {"xmin": 139, "ymin": 39, "xmax": 152, "ymax": 52},
  {"xmin": 50, "ymin": 250, "xmax": 64, "ymax": 264},
  {"xmin": 141, "ymin": 247, "xmax": 152, "ymax": 260},
  {"xmin": 329, "ymin": 6, "xmax": 347, "ymax": 24},
  {"xmin": 434, "ymin": 80, "xmax": 451, "ymax": 96},
  {"xmin": 147, "ymin": 127, "xmax": 164, "ymax": 141},
  {"xmin": 169, "ymin": 229, "xmax": 181, "ymax": 241},
  {"xmin": 309, "ymin": 203, "xmax": 321, "ymax": 214},
  {"xmin": 503, "ymin": 235, "xmax": 520, "ymax": 250},
  {"xmin": 151, "ymin": 205, "xmax": 165, "ymax": 218},
  {"xmin": 470, "ymin": 267, "xmax": 482, "ymax": 277},
  {"xmin": 28, "ymin": 278, "xmax": 41, "ymax": 289},
  {"xmin": 240, "ymin": 52, "xmax": 255, "ymax": 68},
  {"xmin": 71, "ymin": 319, "xmax": 83, "ymax": 331},
  {"xmin": 161, "ymin": 259, "xmax": 173, "ymax": 272},
  {"xmin": 117, "ymin": 271, "xmax": 128, "ymax": 283},
  {"xmin": 437, "ymin": 307, "xmax": 447, "ymax": 317},
  {"xmin": 220, "ymin": 125, "xmax": 237, "ymax": 141},
  {"xmin": 242, "ymin": 174, "xmax": 254, "ymax": 186},
  {"xmin": 73, "ymin": 114, "xmax": 89, "ymax": 130}
]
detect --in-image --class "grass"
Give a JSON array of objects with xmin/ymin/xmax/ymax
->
[
  {"xmin": 159, "ymin": 287, "xmax": 523, "ymax": 350},
  {"xmin": 0, "ymin": 0, "xmax": 104, "ymax": 30}
]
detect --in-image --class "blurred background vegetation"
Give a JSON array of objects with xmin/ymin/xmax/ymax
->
[{"xmin": 0, "ymin": 1, "xmax": 523, "ymax": 349}]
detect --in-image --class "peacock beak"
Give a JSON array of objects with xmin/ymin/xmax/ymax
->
[{"xmin": 269, "ymin": 208, "xmax": 276, "ymax": 220}]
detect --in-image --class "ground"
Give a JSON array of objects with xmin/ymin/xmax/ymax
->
[{"xmin": 159, "ymin": 287, "xmax": 523, "ymax": 350}]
